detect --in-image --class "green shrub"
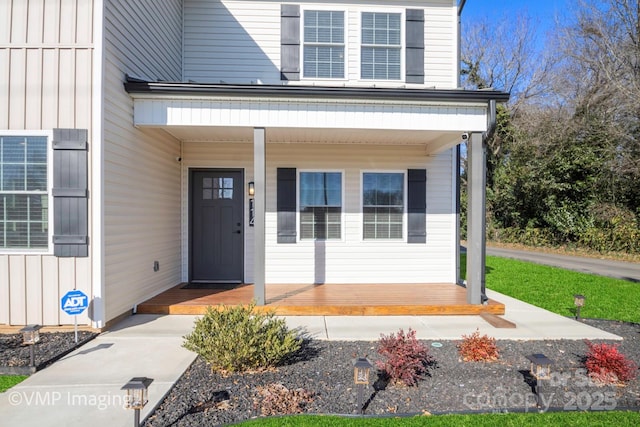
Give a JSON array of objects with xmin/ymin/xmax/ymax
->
[{"xmin": 183, "ymin": 303, "xmax": 301, "ymax": 373}]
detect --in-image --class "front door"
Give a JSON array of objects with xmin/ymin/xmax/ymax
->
[{"xmin": 190, "ymin": 169, "xmax": 244, "ymax": 283}]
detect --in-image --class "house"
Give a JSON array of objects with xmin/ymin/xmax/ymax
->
[{"xmin": 0, "ymin": 0, "xmax": 508, "ymax": 328}]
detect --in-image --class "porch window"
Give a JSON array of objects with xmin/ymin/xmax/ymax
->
[
  {"xmin": 303, "ymin": 10, "xmax": 345, "ymax": 78},
  {"xmin": 361, "ymin": 12, "xmax": 401, "ymax": 80},
  {"xmin": 363, "ymin": 172, "xmax": 404, "ymax": 239},
  {"xmin": 300, "ymin": 172, "xmax": 342, "ymax": 239},
  {"xmin": 0, "ymin": 135, "xmax": 49, "ymax": 250}
]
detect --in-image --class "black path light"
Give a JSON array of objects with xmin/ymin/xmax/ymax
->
[
  {"xmin": 122, "ymin": 377, "xmax": 153, "ymax": 427},
  {"xmin": 574, "ymin": 294, "xmax": 586, "ymax": 321},
  {"xmin": 352, "ymin": 356, "xmax": 373, "ymax": 415},
  {"xmin": 20, "ymin": 324, "xmax": 41, "ymax": 367},
  {"xmin": 526, "ymin": 353, "xmax": 554, "ymax": 408}
]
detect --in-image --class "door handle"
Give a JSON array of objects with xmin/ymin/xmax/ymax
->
[{"xmin": 236, "ymin": 230, "xmax": 241, "ymax": 234}]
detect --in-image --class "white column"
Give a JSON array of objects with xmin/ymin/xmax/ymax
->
[{"xmin": 253, "ymin": 128, "xmax": 266, "ymax": 305}]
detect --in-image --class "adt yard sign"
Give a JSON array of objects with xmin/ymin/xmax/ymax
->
[{"xmin": 61, "ymin": 290, "xmax": 88, "ymax": 315}]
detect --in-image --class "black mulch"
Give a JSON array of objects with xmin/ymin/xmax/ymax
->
[
  {"xmin": 144, "ymin": 319, "xmax": 640, "ymax": 426},
  {"xmin": 0, "ymin": 331, "xmax": 98, "ymax": 372}
]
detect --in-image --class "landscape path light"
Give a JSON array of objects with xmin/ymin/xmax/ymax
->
[
  {"xmin": 352, "ymin": 356, "xmax": 373, "ymax": 415},
  {"xmin": 574, "ymin": 294, "xmax": 586, "ymax": 321},
  {"xmin": 526, "ymin": 353, "xmax": 554, "ymax": 408},
  {"xmin": 20, "ymin": 324, "xmax": 41, "ymax": 367},
  {"xmin": 122, "ymin": 377, "xmax": 153, "ymax": 427}
]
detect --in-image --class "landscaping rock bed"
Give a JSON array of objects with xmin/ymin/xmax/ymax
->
[
  {"xmin": 0, "ymin": 331, "xmax": 98, "ymax": 374},
  {"xmin": 145, "ymin": 319, "xmax": 640, "ymax": 426}
]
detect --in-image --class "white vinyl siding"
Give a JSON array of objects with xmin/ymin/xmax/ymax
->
[
  {"xmin": 0, "ymin": 0, "xmax": 93, "ymax": 326},
  {"xmin": 183, "ymin": 0, "xmax": 456, "ymax": 88},
  {"xmin": 103, "ymin": 0, "xmax": 183, "ymax": 322},
  {"xmin": 182, "ymin": 142, "xmax": 457, "ymax": 285}
]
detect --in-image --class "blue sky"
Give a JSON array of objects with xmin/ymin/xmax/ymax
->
[{"xmin": 461, "ymin": 0, "xmax": 569, "ymax": 44}]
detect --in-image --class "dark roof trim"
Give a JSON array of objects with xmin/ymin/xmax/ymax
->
[{"xmin": 124, "ymin": 76, "xmax": 510, "ymax": 104}]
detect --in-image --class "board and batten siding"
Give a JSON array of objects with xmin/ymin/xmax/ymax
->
[
  {"xmin": 182, "ymin": 142, "xmax": 457, "ymax": 284},
  {"xmin": 102, "ymin": 0, "xmax": 184, "ymax": 322},
  {"xmin": 183, "ymin": 0, "xmax": 457, "ymax": 88},
  {"xmin": 0, "ymin": 0, "xmax": 94, "ymax": 325}
]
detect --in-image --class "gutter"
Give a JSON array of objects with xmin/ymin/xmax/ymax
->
[
  {"xmin": 485, "ymin": 99, "xmax": 498, "ymax": 139},
  {"xmin": 458, "ymin": 0, "xmax": 467, "ymax": 16},
  {"xmin": 124, "ymin": 76, "xmax": 510, "ymax": 104}
]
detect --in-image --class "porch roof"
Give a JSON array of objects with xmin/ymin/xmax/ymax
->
[
  {"xmin": 124, "ymin": 76, "xmax": 510, "ymax": 104},
  {"xmin": 124, "ymin": 78, "xmax": 509, "ymax": 153}
]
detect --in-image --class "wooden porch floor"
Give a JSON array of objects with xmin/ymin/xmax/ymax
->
[{"xmin": 136, "ymin": 283, "xmax": 505, "ymax": 316}]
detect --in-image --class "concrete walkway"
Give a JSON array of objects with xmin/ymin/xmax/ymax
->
[{"xmin": 0, "ymin": 290, "xmax": 621, "ymax": 427}]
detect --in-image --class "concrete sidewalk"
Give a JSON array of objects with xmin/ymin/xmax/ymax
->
[
  {"xmin": 0, "ymin": 315, "xmax": 198, "ymax": 427},
  {"xmin": 0, "ymin": 289, "xmax": 621, "ymax": 427}
]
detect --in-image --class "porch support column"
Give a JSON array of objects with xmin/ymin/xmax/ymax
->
[
  {"xmin": 254, "ymin": 128, "xmax": 266, "ymax": 305},
  {"xmin": 466, "ymin": 131, "xmax": 487, "ymax": 304}
]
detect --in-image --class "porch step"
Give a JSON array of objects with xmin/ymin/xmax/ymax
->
[{"xmin": 480, "ymin": 313, "xmax": 517, "ymax": 328}]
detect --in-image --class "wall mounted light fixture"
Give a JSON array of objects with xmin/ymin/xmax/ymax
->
[{"xmin": 248, "ymin": 181, "xmax": 255, "ymax": 196}]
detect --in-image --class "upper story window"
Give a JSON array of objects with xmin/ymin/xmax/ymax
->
[
  {"xmin": 1, "ymin": 135, "xmax": 49, "ymax": 250},
  {"xmin": 303, "ymin": 10, "xmax": 345, "ymax": 79},
  {"xmin": 300, "ymin": 171, "xmax": 342, "ymax": 239},
  {"xmin": 361, "ymin": 12, "xmax": 401, "ymax": 80},
  {"xmin": 363, "ymin": 172, "xmax": 404, "ymax": 239}
]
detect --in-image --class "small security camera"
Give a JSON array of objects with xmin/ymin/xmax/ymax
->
[
  {"xmin": 175, "ymin": 156, "xmax": 182, "ymax": 163},
  {"xmin": 461, "ymin": 133, "xmax": 469, "ymax": 140}
]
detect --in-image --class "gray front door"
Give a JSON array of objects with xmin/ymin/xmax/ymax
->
[{"xmin": 190, "ymin": 169, "xmax": 244, "ymax": 283}]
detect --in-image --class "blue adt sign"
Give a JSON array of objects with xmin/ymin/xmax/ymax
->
[{"xmin": 61, "ymin": 290, "xmax": 89, "ymax": 315}]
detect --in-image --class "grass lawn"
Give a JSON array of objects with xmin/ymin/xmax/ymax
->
[
  {"xmin": 484, "ymin": 256, "xmax": 640, "ymax": 323},
  {"xmin": 0, "ymin": 375, "xmax": 28, "ymax": 393},
  {"xmin": 235, "ymin": 411, "xmax": 640, "ymax": 426},
  {"xmin": 460, "ymin": 254, "xmax": 639, "ymax": 323}
]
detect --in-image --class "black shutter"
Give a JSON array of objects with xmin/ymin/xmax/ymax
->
[
  {"xmin": 406, "ymin": 9, "xmax": 425, "ymax": 84},
  {"xmin": 408, "ymin": 169, "xmax": 426, "ymax": 243},
  {"xmin": 52, "ymin": 129, "xmax": 88, "ymax": 257},
  {"xmin": 277, "ymin": 168, "xmax": 297, "ymax": 243},
  {"xmin": 281, "ymin": 4, "xmax": 300, "ymax": 81}
]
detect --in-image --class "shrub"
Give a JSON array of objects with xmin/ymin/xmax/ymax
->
[
  {"xmin": 183, "ymin": 303, "xmax": 301, "ymax": 373},
  {"xmin": 584, "ymin": 340, "xmax": 638, "ymax": 384},
  {"xmin": 253, "ymin": 383, "xmax": 314, "ymax": 416},
  {"xmin": 457, "ymin": 329, "xmax": 499, "ymax": 362},
  {"xmin": 376, "ymin": 328, "xmax": 433, "ymax": 386}
]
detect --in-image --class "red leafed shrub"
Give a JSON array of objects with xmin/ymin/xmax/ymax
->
[
  {"xmin": 584, "ymin": 340, "xmax": 638, "ymax": 384},
  {"xmin": 457, "ymin": 329, "xmax": 499, "ymax": 362},
  {"xmin": 376, "ymin": 328, "xmax": 433, "ymax": 386}
]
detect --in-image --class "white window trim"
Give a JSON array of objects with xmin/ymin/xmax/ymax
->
[
  {"xmin": 0, "ymin": 130, "xmax": 54, "ymax": 255},
  {"xmin": 300, "ymin": 6, "xmax": 349, "ymax": 82},
  {"xmin": 297, "ymin": 169, "xmax": 345, "ymax": 242},
  {"xmin": 360, "ymin": 170, "xmax": 407, "ymax": 242},
  {"xmin": 357, "ymin": 8, "xmax": 405, "ymax": 83}
]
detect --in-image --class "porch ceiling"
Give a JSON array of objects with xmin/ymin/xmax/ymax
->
[{"xmin": 155, "ymin": 125, "xmax": 462, "ymax": 151}]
